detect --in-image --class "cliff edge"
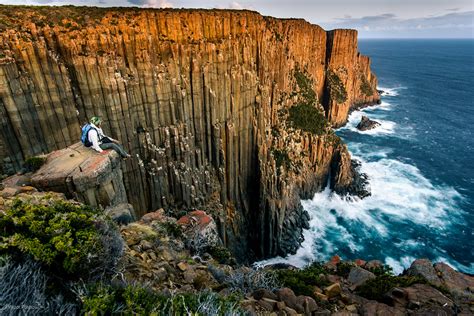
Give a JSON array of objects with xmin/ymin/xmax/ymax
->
[{"xmin": 0, "ymin": 6, "xmax": 380, "ymax": 261}]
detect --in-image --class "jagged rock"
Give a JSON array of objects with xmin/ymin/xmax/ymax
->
[
  {"xmin": 178, "ymin": 210, "xmax": 221, "ymax": 253},
  {"xmin": 177, "ymin": 262, "xmax": 189, "ymax": 272},
  {"xmin": 1, "ymin": 187, "xmax": 18, "ymax": 198},
  {"xmin": 360, "ymin": 301, "xmax": 405, "ymax": 316},
  {"xmin": 365, "ymin": 260, "xmax": 383, "ymax": 270},
  {"xmin": 331, "ymin": 255, "xmax": 342, "ymax": 265},
  {"xmin": 331, "ymin": 156, "xmax": 370, "ymax": 199},
  {"xmin": 324, "ymin": 283, "xmax": 342, "ymax": 298},
  {"xmin": 406, "ymin": 259, "xmax": 443, "ymax": 287},
  {"xmin": 252, "ymin": 289, "xmax": 278, "ymax": 301},
  {"xmin": 404, "ymin": 284, "xmax": 454, "ymax": 311},
  {"xmin": 383, "ymin": 287, "xmax": 408, "ymax": 308},
  {"xmin": 434, "ymin": 262, "xmax": 474, "ymax": 297},
  {"xmin": 275, "ymin": 288, "xmax": 301, "ymax": 312},
  {"xmin": 256, "ymin": 298, "xmax": 275, "ymax": 311},
  {"xmin": 105, "ymin": 203, "xmax": 135, "ymax": 225},
  {"xmin": 356, "ymin": 116, "xmax": 381, "ymax": 131},
  {"xmin": 296, "ymin": 295, "xmax": 318, "ymax": 314},
  {"xmin": 348, "ymin": 266, "xmax": 376, "ymax": 288}
]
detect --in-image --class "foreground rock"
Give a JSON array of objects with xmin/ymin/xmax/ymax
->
[
  {"xmin": 2, "ymin": 182, "xmax": 473, "ymax": 315},
  {"xmin": 30, "ymin": 142, "xmax": 129, "ymax": 210},
  {"xmin": 357, "ymin": 115, "xmax": 381, "ymax": 131}
]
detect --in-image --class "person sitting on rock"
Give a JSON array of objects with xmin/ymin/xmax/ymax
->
[{"xmin": 82, "ymin": 116, "xmax": 131, "ymax": 159}]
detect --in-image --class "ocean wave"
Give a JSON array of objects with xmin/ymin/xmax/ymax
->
[
  {"xmin": 378, "ymin": 86, "xmax": 406, "ymax": 97},
  {"xmin": 254, "ymin": 151, "xmax": 468, "ymax": 273},
  {"xmin": 342, "ymin": 110, "xmax": 397, "ymax": 136}
]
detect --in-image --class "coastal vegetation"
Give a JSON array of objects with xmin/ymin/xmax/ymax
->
[
  {"xmin": 287, "ymin": 68, "xmax": 330, "ymax": 135},
  {"xmin": 326, "ymin": 70, "xmax": 348, "ymax": 104}
]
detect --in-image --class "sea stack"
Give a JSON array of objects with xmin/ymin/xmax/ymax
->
[{"xmin": 357, "ymin": 115, "xmax": 381, "ymax": 131}]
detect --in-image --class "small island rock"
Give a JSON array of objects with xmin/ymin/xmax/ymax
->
[{"xmin": 357, "ymin": 115, "xmax": 381, "ymax": 131}]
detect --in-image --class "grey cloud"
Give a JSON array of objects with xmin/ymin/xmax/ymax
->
[
  {"xmin": 325, "ymin": 11, "xmax": 473, "ymax": 37},
  {"xmin": 127, "ymin": 0, "xmax": 173, "ymax": 7}
]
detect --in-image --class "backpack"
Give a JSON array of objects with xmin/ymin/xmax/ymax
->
[{"xmin": 81, "ymin": 123, "xmax": 97, "ymax": 147}]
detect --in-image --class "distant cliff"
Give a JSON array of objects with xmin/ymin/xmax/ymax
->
[{"xmin": 0, "ymin": 6, "xmax": 379, "ymax": 261}]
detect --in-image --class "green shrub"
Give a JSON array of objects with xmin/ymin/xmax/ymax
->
[
  {"xmin": 208, "ymin": 245, "xmax": 233, "ymax": 265},
  {"xmin": 360, "ymin": 75, "xmax": 374, "ymax": 96},
  {"xmin": 356, "ymin": 275, "xmax": 426, "ymax": 301},
  {"xmin": 161, "ymin": 221, "xmax": 183, "ymax": 238},
  {"xmin": 288, "ymin": 103, "xmax": 329, "ymax": 135},
  {"xmin": 367, "ymin": 264, "xmax": 393, "ymax": 276},
  {"xmin": 294, "ymin": 68, "xmax": 317, "ymax": 104},
  {"xmin": 0, "ymin": 198, "xmax": 123, "ymax": 278},
  {"xmin": 335, "ymin": 262, "xmax": 355, "ymax": 278},
  {"xmin": 326, "ymin": 70, "xmax": 347, "ymax": 103},
  {"xmin": 81, "ymin": 283, "xmax": 246, "ymax": 315},
  {"xmin": 23, "ymin": 156, "xmax": 46, "ymax": 172},
  {"xmin": 276, "ymin": 262, "xmax": 330, "ymax": 298}
]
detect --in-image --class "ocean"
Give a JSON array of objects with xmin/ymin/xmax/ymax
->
[{"xmin": 257, "ymin": 39, "xmax": 474, "ymax": 274}]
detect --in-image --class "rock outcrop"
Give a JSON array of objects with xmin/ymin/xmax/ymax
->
[
  {"xmin": 356, "ymin": 115, "xmax": 380, "ymax": 131},
  {"xmin": 30, "ymin": 142, "xmax": 129, "ymax": 210},
  {"xmin": 0, "ymin": 6, "xmax": 380, "ymax": 261}
]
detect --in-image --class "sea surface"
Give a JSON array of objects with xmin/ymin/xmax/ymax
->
[{"xmin": 257, "ymin": 39, "xmax": 474, "ymax": 274}]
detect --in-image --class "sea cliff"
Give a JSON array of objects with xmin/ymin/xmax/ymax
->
[{"xmin": 0, "ymin": 6, "xmax": 379, "ymax": 260}]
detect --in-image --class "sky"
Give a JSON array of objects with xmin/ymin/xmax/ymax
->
[{"xmin": 0, "ymin": 0, "xmax": 473, "ymax": 38}]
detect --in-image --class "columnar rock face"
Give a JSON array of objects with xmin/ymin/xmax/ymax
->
[
  {"xmin": 0, "ymin": 7, "xmax": 379, "ymax": 261},
  {"xmin": 324, "ymin": 30, "xmax": 380, "ymax": 127}
]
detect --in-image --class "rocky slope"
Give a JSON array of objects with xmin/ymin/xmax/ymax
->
[
  {"xmin": 1, "ymin": 186, "xmax": 472, "ymax": 315},
  {"xmin": 0, "ymin": 6, "xmax": 380, "ymax": 261}
]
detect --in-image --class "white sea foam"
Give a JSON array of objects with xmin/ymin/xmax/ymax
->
[
  {"xmin": 254, "ymin": 84, "xmax": 470, "ymax": 274},
  {"xmin": 385, "ymin": 256, "xmax": 416, "ymax": 275},
  {"xmin": 342, "ymin": 110, "xmax": 396, "ymax": 136},
  {"xmin": 254, "ymin": 152, "xmax": 465, "ymax": 272},
  {"xmin": 378, "ymin": 86, "xmax": 406, "ymax": 97}
]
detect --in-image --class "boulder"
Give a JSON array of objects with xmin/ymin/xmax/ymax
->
[
  {"xmin": 252, "ymin": 288, "xmax": 278, "ymax": 301},
  {"xmin": 275, "ymin": 288, "xmax": 302, "ymax": 312},
  {"xmin": 1, "ymin": 187, "xmax": 19, "ymax": 198},
  {"xmin": 296, "ymin": 295, "xmax": 318, "ymax": 314},
  {"xmin": 404, "ymin": 284, "xmax": 454, "ymax": 309},
  {"xmin": 360, "ymin": 301, "xmax": 405, "ymax": 316},
  {"xmin": 330, "ymin": 255, "xmax": 341, "ymax": 265},
  {"xmin": 105, "ymin": 203, "xmax": 135, "ymax": 225},
  {"xmin": 256, "ymin": 298, "xmax": 276, "ymax": 311},
  {"xmin": 406, "ymin": 259, "xmax": 443, "ymax": 287},
  {"xmin": 365, "ymin": 260, "xmax": 383, "ymax": 270},
  {"xmin": 178, "ymin": 210, "xmax": 221, "ymax": 253},
  {"xmin": 324, "ymin": 282, "xmax": 342, "ymax": 298},
  {"xmin": 356, "ymin": 115, "xmax": 380, "ymax": 131},
  {"xmin": 348, "ymin": 266, "xmax": 376, "ymax": 288},
  {"xmin": 434, "ymin": 262, "xmax": 474, "ymax": 297},
  {"xmin": 383, "ymin": 287, "xmax": 408, "ymax": 308},
  {"xmin": 30, "ymin": 142, "xmax": 128, "ymax": 209}
]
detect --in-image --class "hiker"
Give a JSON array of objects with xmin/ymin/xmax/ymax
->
[{"xmin": 81, "ymin": 117, "xmax": 131, "ymax": 158}]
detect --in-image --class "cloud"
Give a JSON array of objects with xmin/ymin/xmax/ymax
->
[
  {"xmin": 229, "ymin": 1, "xmax": 243, "ymax": 9},
  {"xmin": 325, "ymin": 11, "xmax": 474, "ymax": 37},
  {"xmin": 128, "ymin": 0, "xmax": 173, "ymax": 8},
  {"xmin": 214, "ymin": 1, "xmax": 253, "ymax": 10},
  {"xmin": 446, "ymin": 8, "xmax": 460, "ymax": 12}
]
